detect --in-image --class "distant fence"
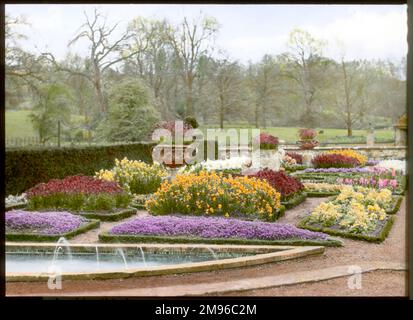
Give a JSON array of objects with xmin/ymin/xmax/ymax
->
[{"xmin": 6, "ymin": 137, "xmax": 42, "ymax": 147}]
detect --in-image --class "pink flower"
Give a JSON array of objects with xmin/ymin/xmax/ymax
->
[
  {"xmin": 392, "ymin": 169, "xmax": 396, "ymax": 177},
  {"xmin": 390, "ymin": 180, "xmax": 398, "ymax": 188}
]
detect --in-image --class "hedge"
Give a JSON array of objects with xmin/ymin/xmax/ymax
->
[
  {"xmin": 6, "ymin": 140, "xmax": 218, "ymax": 196},
  {"xmin": 281, "ymin": 192, "xmax": 307, "ymax": 209}
]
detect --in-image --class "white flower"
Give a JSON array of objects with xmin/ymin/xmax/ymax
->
[{"xmin": 376, "ymin": 160, "xmax": 406, "ymax": 174}]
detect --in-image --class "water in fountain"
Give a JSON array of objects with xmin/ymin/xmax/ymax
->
[
  {"xmin": 137, "ymin": 246, "xmax": 147, "ymax": 267},
  {"xmin": 206, "ymin": 247, "xmax": 218, "ymax": 260},
  {"xmin": 115, "ymin": 248, "xmax": 128, "ymax": 270},
  {"xmin": 51, "ymin": 237, "xmax": 72, "ymax": 266},
  {"xmin": 95, "ymin": 246, "xmax": 100, "ymax": 270}
]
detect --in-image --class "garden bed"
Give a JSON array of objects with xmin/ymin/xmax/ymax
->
[
  {"xmin": 6, "ymin": 210, "xmax": 100, "ymax": 242},
  {"xmin": 99, "ymin": 215, "xmax": 342, "ymax": 247},
  {"xmin": 297, "ymin": 215, "xmax": 394, "ymax": 243},
  {"xmin": 281, "ymin": 192, "xmax": 307, "ymax": 209}
]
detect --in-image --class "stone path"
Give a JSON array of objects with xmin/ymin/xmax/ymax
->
[{"xmin": 6, "ymin": 196, "xmax": 407, "ymax": 296}]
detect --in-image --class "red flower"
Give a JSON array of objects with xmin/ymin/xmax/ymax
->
[
  {"xmin": 249, "ymin": 169, "xmax": 304, "ymax": 199},
  {"xmin": 312, "ymin": 154, "xmax": 360, "ymax": 169},
  {"xmin": 253, "ymin": 133, "xmax": 279, "ymax": 147},
  {"xmin": 26, "ymin": 175, "xmax": 125, "ymax": 198},
  {"xmin": 298, "ymin": 128, "xmax": 317, "ymax": 140}
]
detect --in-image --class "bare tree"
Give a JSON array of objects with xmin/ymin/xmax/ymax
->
[
  {"xmin": 43, "ymin": 9, "xmax": 139, "ymax": 113},
  {"xmin": 166, "ymin": 14, "xmax": 219, "ymax": 117}
]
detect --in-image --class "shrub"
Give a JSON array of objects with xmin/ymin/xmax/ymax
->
[
  {"xmin": 95, "ymin": 157, "xmax": 168, "ymax": 195},
  {"xmin": 184, "ymin": 116, "xmax": 199, "ymax": 129},
  {"xmin": 154, "ymin": 120, "xmax": 193, "ymax": 144},
  {"xmin": 326, "ymin": 149, "xmax": 368, "ymax": 166},
  {"xmin": 146, "ymin": 171, "xmax": 282, "ymax": 221},
  {"xmin": 96, "ymin": 78, "xmax": 160, "ymax": 142},
  {"xmin": 312, "ymin": 153, "xmax": 360, "ymax": 168},
  {"xmin": 253, "ymin": 133, "xmax": 279, "ymax": 150},
  {"xmin": 249, "ymin": 169, "xmax": 304, "ymax": 201},
  {"xmin": 5, "ymin": 142, "xmax": 155, "ymax": 196},
  {"xmin": 286, "ymin": 152, "xmax": 303, "ymax": 164},
  {"xmin": 26, "ymin": 175, "xmax": 131, "ymax": 212}
]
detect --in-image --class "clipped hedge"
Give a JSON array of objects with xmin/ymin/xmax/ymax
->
[
  {"xmin": 281, "ymin": 192, "xmax": 307, "ymax": 209},
  {"xmin": 6, "ymin": 140, "xmax": 218, "ymax": 195}
]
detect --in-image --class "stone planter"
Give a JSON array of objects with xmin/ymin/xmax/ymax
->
[
  {"xmin": 251, "ymin": 148, "xmax": 285, "ymax": 171},
  {"xmin": 153, "ymin": 144, "xmax": 195, "ymax": 168},
  {"xmin": 298, "ymin": 140, "xmax": 319, "ymax": 150}
]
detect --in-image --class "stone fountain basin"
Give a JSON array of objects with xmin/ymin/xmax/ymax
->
[{"xmin": 6, "ymin": 242, "xmax": 324, "ymax": 282}]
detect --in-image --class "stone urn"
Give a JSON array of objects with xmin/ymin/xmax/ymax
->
[
  {"xmin": 152, "ymin": 144, "xmax": 195, "ymax": 168},
  {"xmin": 251, "ymin": 148, "xmax": 285, "ymax": 171}
]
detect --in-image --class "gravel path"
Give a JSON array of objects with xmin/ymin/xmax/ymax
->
[{"xmin": 6, "ymin": 196, "xmax": 407, "ymax": 296}]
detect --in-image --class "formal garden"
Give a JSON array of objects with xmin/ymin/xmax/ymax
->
[
  {"xmin": 5, "ymin": 4, "xmax": 408, "ymax": 297},
  {"xmin": 5, "ymin": 120, "xmax": 407, "ymax": 295}
]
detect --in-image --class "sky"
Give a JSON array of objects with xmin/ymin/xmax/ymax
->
[{"xmin": 6, "ymin": 4, "xmax": 408, "ymax": 64}]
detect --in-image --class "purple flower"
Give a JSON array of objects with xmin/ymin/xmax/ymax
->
[
  {"xmin": 6, "ymin": 210, "xmax": 88, "ymax": 235},
  {"xmin": 109, "ymin": 216, "xmax": 329, "ymax": 241}
]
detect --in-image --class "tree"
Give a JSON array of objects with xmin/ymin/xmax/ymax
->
[
  {"xmin": 212, "ymin": 59, "xmax": 244, "ymax": 129},
  {"xmin": 43, "ymin": 9, "xmax": 140, "ymax": 114},
  {"xmin": 282, "ymin": 29, "xmax": 327, "ymax": 127},
  {"xmin": 96, "ymin": 79, "xmax": 160, "ymax": 142},
  {"xmin": 166, "ymin": 14, "xmax": 219, "ymax": 117},
  {"xmin": 29, "ymin": 83, "xmax": 72, "ymax": 144}
]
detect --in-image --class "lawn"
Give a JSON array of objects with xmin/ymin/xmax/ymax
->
[
  {"xmin": 6, "ymin": 110, "xmax": 394, "ymax": 144},
  {"xmin": 199, "ymin": 125, "xmax": 394, "ymax": 144}
]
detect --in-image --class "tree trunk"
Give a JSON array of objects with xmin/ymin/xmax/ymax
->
[
  {"xmin": 186, "ymin": 74, "xmax": 194, "ymax": 117},
  {"xmin": 255, "ymin": 103, "xmax": 259, "ymax": 128},
  {"xmin": 94, "ymin": 64, "xmax": 106, "ymax": 113},
  {"xmin": 219, "ymin": 93, "xmax": 224, "ymax": 129}
]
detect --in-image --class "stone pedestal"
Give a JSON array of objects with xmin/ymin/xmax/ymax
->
[
  {"xmin": 251, "ymin": 148, "xmax": 284, "ymax": 171},
  {"xmin": 366, "ymin": 130, "xmax": 375, "ymax": 146}
]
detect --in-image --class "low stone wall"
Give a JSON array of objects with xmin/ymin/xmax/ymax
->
[
  {"xmin": 283, "ymin": 146, "xmax": 407, "ymax": 160},
  {"xmin": 218, "ymin": 145, "xmax": 407, "ymax": 160}
]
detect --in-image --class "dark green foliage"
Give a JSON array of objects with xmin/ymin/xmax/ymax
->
[
  {"xmin": 6, "ymin": 140, "xmax": 219, "ymax": 196},
  {"xmin": 281, "ymin": 191, "xmax": 307, "ymax": 209},
  {"xmin": 184, "ymin": 116, "xmax": 199, "ymax": 129},
  {"xmin": 5, "ymin": 143, "xmax": 155, "ymax": 195}
]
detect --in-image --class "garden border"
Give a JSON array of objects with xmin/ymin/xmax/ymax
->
[
  {"xmin": 98, "ymin": 231, "xmax": 342, "ymax": 247},
  {"xmin": 6, "ymin": 219, "xmax": 100, "ymax": 242},
  {"xmin": 74, "ymin": 208, "xmax": 137, "ymax": 222},
  {"xmin": 297, "ymin": 215, "xmax": 395, "ymax": 243},
  {"xmin": 281, "ymin": 192, "xmax": 307, "ymax": 209},
  {"xmin": 305, "ymin": 191, "xmax": 340, "ymax": 198}
]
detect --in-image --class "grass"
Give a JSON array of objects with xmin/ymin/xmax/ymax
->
[
  {"xmin": 199, "ymin": 125, "xmax": 394, "ymax": 144},
  {"xmin": 5, "ymin": 110, "xmax": 37, "ymax": 140},
  {"xmin": 6, "ymin": 110, "xmax": 395, "ymax": 144}
]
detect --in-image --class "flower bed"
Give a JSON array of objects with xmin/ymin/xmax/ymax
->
[
  {"xmin": 178, "ymin": 157, "xmax": 251, "ymax": 174},
  {"xmin": 100, "ymin": 215, "xmax": 342, "ymax": 247},
  {"xmin": 146, "ymin": 171, "xmax": 283, "ymax": 221},
  {"xmin": 248, "ymin": 169, "xmax": 306, "ymax": 209},
  {"xmin": 303, "ymin": 183, "xmax": 347, "ymax": 197},
  {"xmin": 312, "ymin": 153, "xmax": 361, "ymax": 168},
  {"xmin": 95, "ymin": 157, "xmax": 168, "ymax": 194},
  {"xmin": 6, "ymin": 210, "xmax": 100, "ymax": 241},
  {"xmin": 26, "ymin": 175, "xmax": 131, "ymax": 212},
  {"xmin": 298, "ymin": 187, "xmax": 397, "ymax": 242},
  {"xmin": 326, "ymin": 149, "xmax": 368, "ymax": 166}
]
